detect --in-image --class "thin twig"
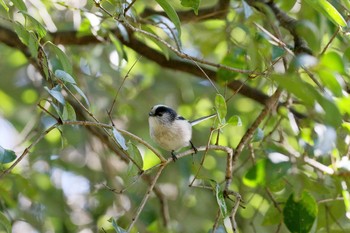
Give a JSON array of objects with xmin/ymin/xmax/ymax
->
[
  {"xmin": 304, "ymin": 156, "xmax": 334, "ymax": 175},
  {"xmin": 229, "ymin": 192, "xmax": 241, "ymax": 233},
  {"xmin": 0, "ymin": 123, "xmax": 59, "ymax": 179},
  {"xmin": 63, "ymin": 120, "xmax": 166, "ymax": 162},
  {"xmin": 123, "ymin": 0, "xmax": 137, "ymax": 17},
  {"xmin": 265, "ymin": 188, "xmax": 282, "ymax": 212},
  {"xmin": 189, "ymin": 129, "xmax": 215, "ymax": 187},
  {"xmin": 318, "ymin": 197, "xmax": 344, "ymax": 204},
  {"xmin": 320, "ymin": 27, "xmax": 340, "ymax": 56},
  {"xmin": 108, "ymin": 55, "xmax": 142, "ymax": 115},
  {"xmin": 127, "ymin": 164, "xmax": 166, "ymax": 232},
  {"xmin": 212, "ymin": 209, "xmax": 221, "ymax": 232}
]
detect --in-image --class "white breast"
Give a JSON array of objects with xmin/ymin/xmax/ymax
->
[{"xmin": 149, "ymin": 117, "xmax": 192, "ymax": 151}]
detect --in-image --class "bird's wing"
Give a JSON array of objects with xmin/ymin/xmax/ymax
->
[{"xmin": 190, "ymin": 113, "xmax": 217, "ymax": 126}]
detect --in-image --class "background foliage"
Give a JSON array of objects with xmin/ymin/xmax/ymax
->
[{"xmin": 1, "ymin": 0, "xmax": 350, "ymax": 232}]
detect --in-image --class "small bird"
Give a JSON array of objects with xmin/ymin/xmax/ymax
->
[{"xmin": 148, "ymin": 104, "xmax": 216, "ymax": 161}]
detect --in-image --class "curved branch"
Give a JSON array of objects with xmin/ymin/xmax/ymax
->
[
  {"xmin": 141, "ymin": 0, "xmax": 230, "ymax": 22},
  {"xmin": 0, "ymin": 25, "xmax": 270, "ymax": 106}
]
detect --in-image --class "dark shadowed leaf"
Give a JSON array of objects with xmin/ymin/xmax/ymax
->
[
  {"xmin": 0, "ymin": 146, "xmax": 16, "ymax": 164},
  {"xmin": 127, "ymin": 142, "xmax": 143, "ymax": 175},
  {"xmin": 283, "ymin": 191, "xmax": 318, "ymax": 233},
  {"xmin": 46, "ymin": 42, "xmax": 73, "ymax": 75},
  {"xmin": 62, "ymin": 102, "xmax": 76, "ymax": 121}
]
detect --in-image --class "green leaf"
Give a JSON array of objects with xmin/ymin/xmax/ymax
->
[
  {"xmin": 109, "ymin": 218, "xmax": 128, "ymax": 233},
  {"xmin": 142, "ymin": 25, "xmax": 170, "ymax": 60},
  {"xmin": 313, "ymin": 91, "xmax": 342, "ymax": 128},
  {"xmin": 0, "ymin": 146, "xmax": 16, "ymax": 164},
  {"xmin": 148, "ymin": 15, "xmax": 181, "ymax": 48},
  {"xmin": 217, "ymin": 50, "xmax": 246, "ymax": 82},
  {"xmin": 19, "ymin": 11, "xmax": 46, "ymax": 39},
  {"xmin": 46, "ymin": 42, "xmax": 72, "ymax": 75},
  {"xmin": 72, "ymin": 84, "xmax": 90, "ymax": 107},
  {"xmin": 320, "ymin": 51, "xmax": 345, "ymax": 73},
  {"xmin": 45, "ymin": 85, "xmax": 65, "ymax": 105},
  {"xmin": 127, "ymin": 142, "xmax": 143, "ymax": 174},
  {"xmin": 337, "ymin": 96, "xmax": 350, "ymax": 115},
  {"xmin": 155, "ymin": 0, "xmax": 181, "ymax": 37},
  {"xmin": 273, "ymin": 74, "xmax": 342, "ymax": 128},
  {"xmin": 180, "ymin": 0, "xmax": 200, "ymax": 15},
  {"xmin": 317, "ymin": 70, "xmax": 342, "ymax": 97},
  {"xmin": 62, "ymin": 102, "xmax": 76, "ymax": 121},
  {"xmin": 50, "ymin": 102, "xmax": 63, "ymax": 119},
  {"xmin": 342, "ymin": 185, "xmax": 350, "ymax": 218},
  {"xmin": 214, "ymin": 183, "xmax": 228, "ymax": 217},
  {"xmin": 27, "ymin": 31, "xmax": 39, "ymax": 58},
  {"xmin": 0, "ymin": 211, "xmax": 11, "ymax": 233},
  {"xmin": 227, "ymin": 115, "xmax": 242, "ymax": 127},
  {"xmin": 262, "ymin": 205, "xmax": 281, "ymax": 226},
  {"xmin": 112, "ymin": 128, "xmax": 128, "ymax": 150},
  {"xmin": 109, "ymin": 32, "xmax": 128, "ymax": 64},
  {"xmin": 55, "ymin": 69, "xmax": 76, "ymax": 84},
  {"xmin": 215, "ymin": 94, "xmax": 227, "ymax": 123},
  {"xmin": 304, "ymin": 0, "xmax": 347, "ymax": 27},
  {"xmin": 273, "ymin": 74, "xmax": 315, "ymax": 106},
  {"xmin": 12, "ymin": 0, "xmax": 27, "ymax": 11},
  {"xmin": 0, "ymin": 0, "xmax": 9, "ymax": 12},
  {"xmin": 243, "ymin": 159, "xmax": 266, "ymax": 187},
  {"xmin": 14, "ymin": 22, "xmax": 30, "ymax": 46},
  {"xmin": 266, "ymin": 153, "xmax": 291, "ymax": 185},
  {"xmin": 283, "ymin": 191, "xmax": 318, "ymax": 233}
]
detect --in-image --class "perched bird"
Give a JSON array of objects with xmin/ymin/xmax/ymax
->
[{"xmin": 148, "ymin": 104, "xmax": 216, "ymax": 161}]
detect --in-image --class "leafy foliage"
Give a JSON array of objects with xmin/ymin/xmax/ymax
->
[{"xmin": 0, "ymin": 0, "xmax": 350, "ymax": 233}]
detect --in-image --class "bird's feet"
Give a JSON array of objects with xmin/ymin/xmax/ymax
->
[
  {"xmin": 189, "ymin": 141, "xmax": 198, "ymax": 154},
  {"xmin": 171, "ymin": 151, "xmax": 177, "ymax": 162}
]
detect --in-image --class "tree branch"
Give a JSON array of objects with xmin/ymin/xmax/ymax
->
[
  {"xmin": 0, "ymin": 24, "xmax": 271, "ymax": 106},
  {"xmin": 141, "ymin": 0, "xmax": 230, "ymax": 22},
  {"xmin": 246, "ymin": 0, "xmax": 313, "ymax": 55}
]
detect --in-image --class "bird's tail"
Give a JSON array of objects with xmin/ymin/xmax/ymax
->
[{"xmin": 190, "ymin": 113, "xmax": 217, "ymax": 126}]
